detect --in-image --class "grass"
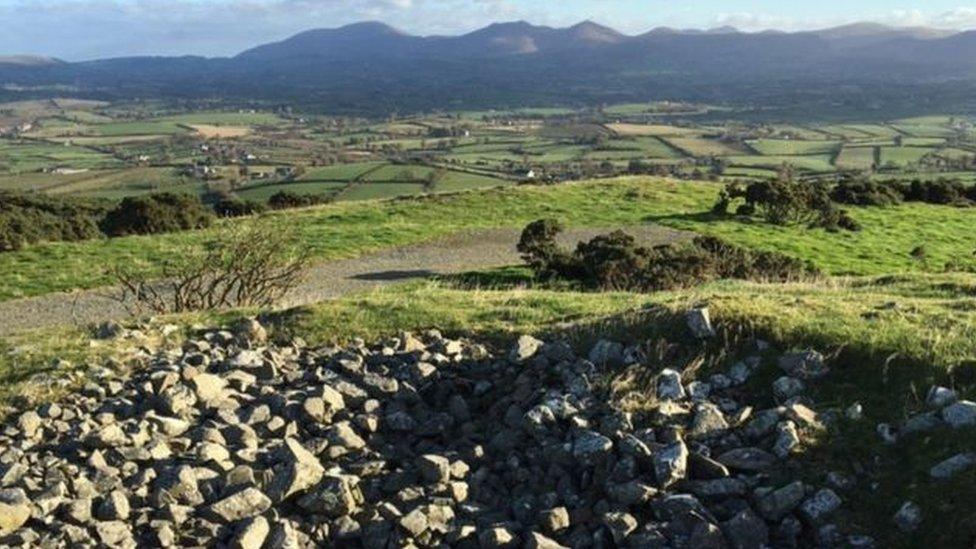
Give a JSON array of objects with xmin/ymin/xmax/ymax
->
[
  {"xmin": 90, "ymin": 121, "xmax": 188, "ymax": 136},
  {"xmin": 747, "ymin": 139, "xmax": 840, "ymax": 156},
  {"xmin": 298, "ymin": 162, "xmax": 385, "ymax": 182},
  {"xmin": 0, "ymin": 139, "xmax": 120, "ymax": 173},
  {"xmin": 727, "ymin": 154, "xmax": 836, "ymax": 172},
  {"xmin": 160, "ymin": 111, "xmax": 285, "ymax": 126},
  {"xmin": 880, "ymin": 146, "xmax": 934, "ymax": 166},
  {"xmin": 236, "ymin": 181, "xmax": 348, "ymax": 201},
  {"xmin": 664, "ymin": 136, "xmax": 747, "ymax": 156},
  {"xmin": 11, "ymin": 270, "xmax": 974, "ymax": 406},
  {"xmin": 340, "ymin": 182, "xmax": 427, "ymax": 200},
  {"xmin": 607, "ymin": 124, "xmax": 701, "ymax": 137},
  {"xmin": 4, "ymin": 176, "xmax": 976, "ymax": 301},
  {"xmin": 835, "ymin": 146, "xmax": 877, "ymax": 170}
]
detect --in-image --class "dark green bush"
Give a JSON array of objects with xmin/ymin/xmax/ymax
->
[
  {"xmin": 0, "ymin": 192, "xmax": 106, "ymax": 251},
  {"xmin": 831, "ymin": 176, "xmax": 903, "ymax": 206},
  {"xmin": 574, "ymin": 231, "xmax": 654, "ymax": 290},
  {"xmin": 517, "ymin": 220, "xmax": 820, "ymax": 292},
  {"xmin": 210, "ymin": 192, "xmax": 266, "ymax": 218},
  {"xmin": 894, "ymin": 178, "xmax": 973, "ymax": 205},
  {"xmin": 267, "ymin": 191, "xmax": 326, "ymax": 210},
  {"xmin": 516, "ymin": 219, "xmax": 581, "ymax": 281},
  {"xmin": 717, "ymin": 170, "xmax": 858, "ymax": 232},
  {"xmin": 101, "ymin": 193, "xmax": 214, "ymax": 237}
]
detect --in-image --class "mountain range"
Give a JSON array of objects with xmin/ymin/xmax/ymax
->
[{"xmin": 3, "ymin": 21, "xmax": 976, "ymax": 115}]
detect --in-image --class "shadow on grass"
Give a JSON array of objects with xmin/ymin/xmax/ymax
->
[
  {"xmin": 433, "ymin": 266, "xmax": 536, "ymax": 290},
  {"xmin": 351, "ymin": 270, "xmax": 438, "ymax": 281},
  {"xmin": 642, "ymin": 210, "xmax": 768, "ymax": 227}
]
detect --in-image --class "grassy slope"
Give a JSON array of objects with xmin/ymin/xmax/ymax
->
[{"xmin": 2, "ymin": 176, "xmax": 976, "ymax": 301}]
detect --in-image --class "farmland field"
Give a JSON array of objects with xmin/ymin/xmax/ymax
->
[
  {"xmin": 747, "ymin": 139, "xmax": 840, "ymax": 155},
  {"xmin": 879, "ymin": 146, "xmax": 933, "ymax": 166},
  {"xmin": 236, "ymin": 181, "xmax": 348, "ymax": 201},
  {"xmin": 835, "ymin": 146, "xmax": 877, "ymax": 170},
  {"xmin": 90, "ymin": 121, "xmax": 188, "ymax": 136},
  {"xmin": 3, "ymin": 102, "xmax": 975, "ymax": 208},
  {"xmin": 664, "ymin": 136, "xmax": 748, "ymax": 156},
  {"xmin": 606, "ymin": 123, "xmax": 701, "ymax": 137},
  {"xmin": 0, "ymin": 140, "xmax": 121, "ymax": 173},
  {"xmin": 298, "ymin": 162, "xmax": 384, "ymax": 182},
  {"xmin": 161, "ymin": 111, "xmax": 285, "ymax": 126},
  {"xmin": 189, "ymin": 124, "xmax": 251, "ymax": 138},
  {"xmin": 727, "ymin": 154, "xmax": 836, "ymax": 172}
]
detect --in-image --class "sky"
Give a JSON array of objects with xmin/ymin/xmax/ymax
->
[{"xmin": 3, "ymin": 0, "xmax": 976, "ymax": 61}]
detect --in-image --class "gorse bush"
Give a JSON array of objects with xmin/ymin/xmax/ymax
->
[
  {"xmin": 896, "ymin": 178, "xmax": 976, "ymax": 205},
  {"xmin": 209, "ymin": 191, "xmax": 266, "ymax": 218},
  {"xmin": 0, "ymin": 192, "xmax": 106, "ymax": 251},
  {"xmin": 516, "ymin": 219, "xmax": 580, "ymax": 280},
  {"xmin": 830, "ymin": 176, "xmax": 903, "ymax": 207},
  {"xmin": 715, "ymin": 170, "xmax": 860, "ymax": 232},
  {"xmin": 101, "ymin": 193, "xmax": 214, "ymax": 237},
  {"xmin": 0, "ymin": 190, "xmax": 250, "ymax": 252},
  {"xmin": 831, "ymin": 177, "xmax": 976, "ymax": 207},
  {"xmin": 518, "ymin": 220, "xmax": 820, "ymax": 292},
  {"xmin": 267, "ymin": 191, "xmax": 328, "ymax": 210}
]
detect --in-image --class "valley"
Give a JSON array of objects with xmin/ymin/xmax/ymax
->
[{"xmin": 3, "ymin": 99, "xmax": 976, "ymax": 206}]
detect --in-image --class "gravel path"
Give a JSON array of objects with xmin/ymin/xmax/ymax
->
[{"xmin": 0, "ymin": 225, "xmax": 690, "ymax": 336}]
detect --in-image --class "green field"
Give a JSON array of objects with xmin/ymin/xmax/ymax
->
[
  {"xmin": 727, "ymin": 154, "xmax": 836, "ymax": 172},
  {"xmin": 298, "ymin": 162, "xmax": 385, "ymax": 182},
  {"xmin": 839, "ymin": 124, "xmax": 902, "ymax": 138},
  {"xmin": 723, "ymin": 167, "xmax": 780, "ymax": 179},
  {"xmin": 160, "ymin": 111, "xmax": 285, "ymax": 126},
  {"xmin": 937, "ymin": 148, "xmax": 976, "ymax": 161},
  {"xmin": 747, "ymin": 139, "xmax": 840, "ymax": 156},
  {"xmin": 0, "ymin": 139, "xmax": 121, "ymax": 174},
  {"xmin": 664, "ymin": 136, "xmax": 747, "ymax": 156},
  {"xmin": 835, "ymin": 146, "xmax": 877, "ymax": 170},
  {"xmin": 91, "ymin": 120, "xmax": 188, "ymax": 136},
  {"xmin": 236, "ymin": 181, "xmax": 348, "ymax": 201},
  {"xmin": 890, "ymin": 124, "xmax": 957, "ymax": 138},
  {"xmin": 880, "ymin": 146, "xmax": 933, "ymax": 166}
]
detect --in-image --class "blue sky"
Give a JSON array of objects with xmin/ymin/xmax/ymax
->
[{"xmin": 2, "ymin": 0, "xmax": 976, "ymax": 60}]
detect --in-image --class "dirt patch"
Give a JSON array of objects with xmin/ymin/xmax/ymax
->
[{"xmin": 189, "ymin": 124, "xmax": 251, "ymax": 138}]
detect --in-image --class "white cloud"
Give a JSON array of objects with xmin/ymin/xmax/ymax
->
[
  {"xmin": 934, "ymin": 6, "xmax": 976, "ymax": 28},
  {"xmin": 712, "ymin": 12, "xmax": 805, "ymax": 32}
]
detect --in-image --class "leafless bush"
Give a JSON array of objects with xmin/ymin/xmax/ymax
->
[{"xmin": 111, "ymin": 223, "xmax": 311, "ymax": 314}]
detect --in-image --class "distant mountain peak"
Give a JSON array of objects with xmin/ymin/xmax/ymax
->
[
  {"xmin": 325, "ymin": 21, "xmax": 407, "ymax": 37},
  {"xmin": 705, "ymin": 25, "xmax": 740, "ymax": 34},
  {"xmin": 566, "ymin": 20, "xmax": 626, "ymax": 43}
]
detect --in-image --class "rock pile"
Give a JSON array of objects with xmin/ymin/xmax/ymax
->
[{"xmin": 0, "ymin": 319, "xmax": 869, "ymax": 547}]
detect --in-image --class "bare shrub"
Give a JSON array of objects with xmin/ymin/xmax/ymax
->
[{"xmin": 111, "ymin": 223, "xmax": 311, "ymax": 314}]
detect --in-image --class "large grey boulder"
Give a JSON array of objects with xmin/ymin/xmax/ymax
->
[{"xmin": 266, "ymin": 438, "xmax": 325, "ymax": 502}]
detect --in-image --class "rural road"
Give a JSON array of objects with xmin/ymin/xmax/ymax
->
[{"xmin": 0, "ymin": 225, "xmax": 690, "ymax": 336}]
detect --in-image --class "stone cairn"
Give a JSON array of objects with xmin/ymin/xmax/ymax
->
[{"xmin": 0, "ymin": 311, "xmax": 969, "ymax": 548}]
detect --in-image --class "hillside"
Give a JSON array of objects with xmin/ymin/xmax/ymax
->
[{"xmin": 5, "ymin": 21, "xmax": 976, "ymax": 114}]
